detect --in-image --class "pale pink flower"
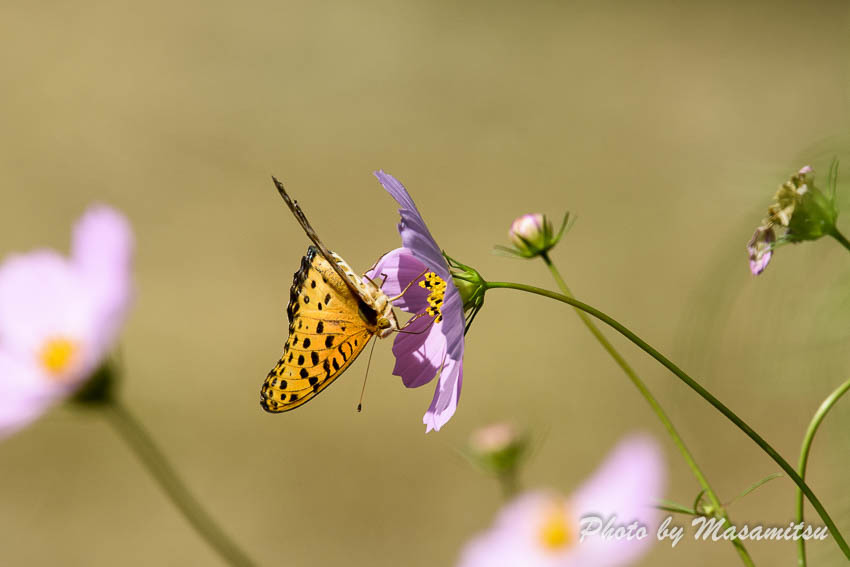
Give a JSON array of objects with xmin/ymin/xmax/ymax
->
[
  {"xmin": 0, "ymin": 206, "xmax": 134, "ymax": 438},
  {"xmin": 458, "ymin": 435, "xmax": 665, "ymax": 567}
]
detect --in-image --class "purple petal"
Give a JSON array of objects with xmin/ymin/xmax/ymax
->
[
  {"xmin": 373, "ymin": 170, "xmax": 450, "ymax": 284},
  {"xmin": 748, "ymin": 250, "xmax": 772, "ymax": 275},
  {"xmin": 438, "ymin": 282, "xmax": 465, "ymax": 361},
  {"xmin": 423, "ymin": 357, "xmax": 462, "ymax": 432},
  {"xmin": 373, "ymin": 170, "xmax": 465, "ymax": 361},
  {"xmin": 391, "ymin": 315, "xmax": 445, "ymax": 388},
  {"xmin": 746, "ymin": 226, "xmax": 775, "ymax": 276},
  {"xmin": 365, "ymin": 248, "xmax": 430, "ymax": 313}
]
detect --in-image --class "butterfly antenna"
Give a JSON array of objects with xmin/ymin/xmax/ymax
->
[
  {"xmin": 270, "ymin": 176, "xmax": 371, "ymax": 302},
  {"xmin": 357, "ymin": 338, "xmax": 379, "ymax": 412},
  {"xmin": 271, "ymin": 176, "xmax": 325, "ymax": 249}
]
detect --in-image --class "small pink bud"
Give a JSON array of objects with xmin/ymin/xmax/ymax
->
[{"xmin": 508, "ymin": 214, "xmax": 551, "ymax": 257}]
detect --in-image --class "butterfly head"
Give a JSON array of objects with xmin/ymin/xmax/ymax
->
[{"xmin": 374, "ymin": 301, "xmax": 399, "ymax": 338}]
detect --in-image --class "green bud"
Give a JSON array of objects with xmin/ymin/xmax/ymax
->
[
  {"xmin": 768, "ymin": 165, "xmax": 838, "ymax": 242},
  {"xmin": 466, "ymin": 422, "xmax": 529, "ymax": 478},
  {"xmin": 748, "ymin": 163, "xmax": 842, "ymax": 275}
]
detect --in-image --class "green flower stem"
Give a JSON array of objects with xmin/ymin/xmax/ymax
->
[
  {"xmin": 795, "ymin": 377, "xmax": 850, "ymax": 567},
  {"xmin": 498, "ymin": 468, "xmax": 519, "ymax": 501},
  {"xmin": 104, "ymin": 400, "xmax": 257, "ymax": 567},
  {"xmin": 484, "ymin": 280, "xmax": 850, "ymax": 559},
  {"xmin": 539, "ymin": 253, "xmax": 753, "ymax": 566},
  {"xmin": 829, "ymin": 228, "xmax": 850, "ymax": 254}
]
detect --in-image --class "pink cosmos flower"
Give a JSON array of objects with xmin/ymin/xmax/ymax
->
[
  {"xmin": 458, "ymin": 435, "xmax": 665, "ymax": 567},
  {"xmin": 0, "ymin": 206, "xmax": 134, "ymax": 439},
  {"xmin": 367, "ymin": 171, "xmax": 465, "ymax": 432}
]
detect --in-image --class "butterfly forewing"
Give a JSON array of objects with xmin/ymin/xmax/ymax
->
[
  {"xmin": 261, "ymin": 246, "xmax": 377, "ymax": 412},
  {"xmin": 271, "ymin": 176, "xmax": 383, "ymax": 312}
]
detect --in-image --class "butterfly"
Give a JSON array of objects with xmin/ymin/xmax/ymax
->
[{"xmin": 260, "ymin": 177, "xmax": 401, "ymax": 412}]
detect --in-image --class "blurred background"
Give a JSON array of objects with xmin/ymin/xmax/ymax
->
[{"xmin": 1, "ymin": 0, "xmax": 849, "ymax": 565}]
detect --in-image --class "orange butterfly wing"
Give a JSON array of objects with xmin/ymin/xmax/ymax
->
[{"xmin": 260, "ymin": 246, "xmax": 377, "ymax": 412}]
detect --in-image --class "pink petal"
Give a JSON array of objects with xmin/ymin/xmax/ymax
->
[
  {"xmin": 0, "ymin": 352, "xmax": 59, "ymax": 440},
  {"xmin": 391, "ymin": 315, "xmax": 446, "ymax": 388},
  {"xmin": 457, "ymin": 491, "xmax": 569, "ymax": 567},
  {"xmin": 71, "ymin": 205, "xmax": 134, "ymax": 339},
  {"xmin": 568, "ymin": 435, "xmax": 665, "ymax": 566},
  {"xmin": 423, "ymin": 357, "xmax": 462, "ymax": 432},
  {"xmin": 749, "ymin": 249, "xmax": 772, "ymax": 275},
  {"xmin": 456, "ymin": 437, "xmax": 664, "ymax": 567},
  {"xmin": 72, "ymin": 205, "xmax": 134, "ymax": 285},
  {"xmin": 0, "ymin": 251, "xmax": 99, "ymax": 364},
  {"xmin": 365, "ymin": 248, "xmax": 430, "ymax": 313}
]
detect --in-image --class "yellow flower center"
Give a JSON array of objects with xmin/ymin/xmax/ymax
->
[
  {"xmin": 40, "ymin": 337, "xmax": 78, "ymax": 378},
  {"xmin": 418, "ymin": 272, "xmax": 446, "ymax": 323},
  {"xmin": 538, "ymin": 501, "xmax": 574, "ymax": 552}
]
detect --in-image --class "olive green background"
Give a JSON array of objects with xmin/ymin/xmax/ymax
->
[{"xmin": 1, "ymin": 1, "xmax": 849, "ymax": 565}]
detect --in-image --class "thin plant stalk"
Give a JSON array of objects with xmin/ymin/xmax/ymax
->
[
  {"xmin": 483, "ymin": 280, "xmax": 850, "ymax": 559},
  {"xmin": 104, "ymin": 400, "xmax": 257, "ymax": 567},
  {"xmin": 829, "ymin": 228, "xmax": 850, "ymax": 254},
  {"xmin": 539, "ymin": 252, "xmax": 753, "ymax": 566},
  {"xmin": 795, "ymin": 377, "xmax": 850, "ymax": 567}
]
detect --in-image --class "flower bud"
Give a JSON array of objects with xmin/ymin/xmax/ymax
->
[
  {"xmin": 768, "ymin": 165, "xmax": 837, "ymax": 241},
  {"xmin": 503, "ymin": 212, "xmax": 570, "ymax": 258},
  {"xmin": 466, "ymin": 422, "xmax": 528, "ymax": 478},
  {"xmin": 747, "ymin": 163, "xmax": 840, "ymax": 275}
]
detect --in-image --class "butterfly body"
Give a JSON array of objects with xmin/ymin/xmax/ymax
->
[{"xmin": 260, "ymin": 178, "xmax": 399, "ymax": 413}]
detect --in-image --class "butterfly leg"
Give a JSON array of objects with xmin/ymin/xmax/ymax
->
[
  {"xmin": 387, "ymin": 268, "xmax": 429, "ymax": 302},
  {"xmin": 396, "ymin": 312, "xmax": 438, "ymax": 334}
]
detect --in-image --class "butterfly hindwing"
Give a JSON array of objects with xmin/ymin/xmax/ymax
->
[{"xmin": 261, "ymin": 246, "xmax": 377, "ymax": 412}]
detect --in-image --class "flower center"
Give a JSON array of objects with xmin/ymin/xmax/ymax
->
[
  {"xmin": 538, "ymin": 501, "xmax": 574, "ymax": 552},
  {"xmin": 418, "ymin": 272, "xmax": 446, "ymax": 323},
  {"xmin": 40, "ymin": 337, "xmax": 78, "ymax": 378}
]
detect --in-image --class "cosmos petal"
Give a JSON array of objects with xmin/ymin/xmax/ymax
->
[
  {"xmin": 0, "ymin": 251, "xmax": 98, "ymax": 361},
  {"xmin": 366, "ymin": 248, "xmax": 430, "ymax": 313},
  {"xmin": 456, "ymin": 436, "xmax": 664, "ymax": 567},
  {"xmin": 72, "ymin": 205, "xmax": 135, "ymax": 344},
  {"xmin": 373, "ymin": 170, "xmax": 448, "ymax": 282},
  {"xmin": 423, "ymin": 357, "xmax": 462, "ymax": 432},
  {"xmin": 568, "ymin": 435, "xmax": 665, "ymax": 566},
  {"xmin": 391, "ymin": 315, "xmax": 445, "ymax": 388},
  {"xmin": 0, "ymin": 351, "xmax": 61, "ymax": 440},
  {"xmin": 373, "ymin": 170, "xmax": 465, "ymax": 362}
]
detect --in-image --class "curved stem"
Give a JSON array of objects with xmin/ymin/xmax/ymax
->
[
  {"xmin": 103, "ymin": 400, "xmax": 257, "ymax": 567},
  {"xmin": 829, "ymin": 228, "xmax": 850, "ymax": 253},
  {"xmin": 795, "ymin": 378, "xmax": 850, "ymax": 567},
  {"xmin": 539, "ymin": 254, "xmax": 754, "ymax": 565},
  {"xmin": 484, "ymin": 280, "xmax": 850, "ymax": 559}
]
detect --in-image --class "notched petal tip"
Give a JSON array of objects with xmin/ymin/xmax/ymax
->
[{"xmin": 422, "ymin": 358, "xmax": 462, "ymax": 432}]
